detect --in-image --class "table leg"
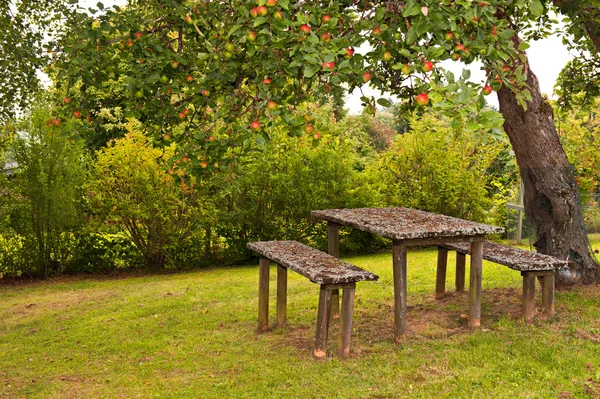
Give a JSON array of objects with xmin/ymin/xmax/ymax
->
[
  {"xmin": 541, "ymin": 273, "xmax": 555, "ymax": 317},
  {"xmin": 258, "ymin": 256, "xmax": 270, "ymax": 332},
  {"xmin": 276, "ymin": 265, "xmax": 287, "ymax": 329},
  {"xmin": 315, "ymin": 286, "xmax": 333, "ymax": 359},
  {"xmin": 436, "ymin": 247, "xmax": 448, "ymax": 299},
  {"xmin": 392, "ymin": 240, "xmax": 407, "ymax": 343},
  {"xmin": 468, "ymin": 241, "xmax": 483, "ymax": 329},
  {"xmin": 328, "ymin": 222, "xmax": 341, "ymax": 318},
  {"xmin": 338, "ymin": 284, "xmax": 356, "ymax": 359}
]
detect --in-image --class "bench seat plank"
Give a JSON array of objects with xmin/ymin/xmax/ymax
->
[
  {"xmin": 248, "ymin": 240, "xmax": 378, "ymax": 285},
  {"xmin": 441, "ymin": 241, "xmax": 568, "ymax": 272}
]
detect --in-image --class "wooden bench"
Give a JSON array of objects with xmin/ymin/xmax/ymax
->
[
  {"xmin": 247, "ymin": 240, "xmax": 378, "ymax": 359},
  {"xmin": 436, "ymin": 241, "xmax": 569, "ymax": 323}
]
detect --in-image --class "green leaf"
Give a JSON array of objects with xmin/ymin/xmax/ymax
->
[
  {"xmin": 279, "ymin": 0, "xmax": 289, "ymax": 10},
  {"xmin": 377, "ymin": 98, "xmax": 391, "ymax": 107},
  {"xmin": 403, "ymin": 0, "xmax": 421, "ymax": 17},
  {"xmin": 254, "ymin": 17, "xmax": 268, "ymax": 27},
  {"xmin": 517, "ymin": 42, "xmax": 530, "ymax": 51},
  {"xmin": 530, "ymin": 0, "xmax": 543, "ymax": 17},
  {"xmin": 304, "ymin": 64, "xmax": 320, "ymax": 78},
  {"xmin": 97, "ymin": 2, "xmax": 104, "ymax": 10},
  {"xmin": 461, "ymin": 69, "xmax": 471, "ymax": 80},
  {"xmin": 375, "ymin": 7, "xmax": 386, "ymax": 21}
]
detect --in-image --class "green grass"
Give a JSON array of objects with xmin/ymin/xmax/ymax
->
[{"xmin": 1, "ymin": 235, "xmax": 600, "ymax": 398}]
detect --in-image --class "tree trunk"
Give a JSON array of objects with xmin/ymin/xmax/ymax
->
[{"xmin": 497, "ymin": 42, "xmax": 598, "ymax": 286}]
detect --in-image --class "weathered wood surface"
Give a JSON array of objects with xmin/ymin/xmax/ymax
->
[
  {"xmin": 258, "ymin": 256, "xmax": 270, "ymax": 332},
  {"xmin": 441, "ymin": 240, "xmax": 569, "ymax": 272},
  {"xmin": 436, "ymin": 247, "xmax": 448, "ymax": 299},
  {"xmin": 312, "ymin": 207, "xmax": 504, "ymax": 241},
  {"xmin": 276, "ymin": 265, "xmax": 287, "ymax": 329},
  {"xmin": 392, "ymin": 240, "xmax": 408, "ymax": 343},
  {"xmin": 455, "ymin": 252, "xmax": 466, "ymax": 292},
  {"xmin": 468, "ymin": 240, "xmax": 483, "ymax": 329},
  {"xmin": 247, "ymin": 241, "xmax": 378, "ymax": 285},
  {"xmin": 314, "ymin": 287, "xmax": 332, "ymax": 359},
  {"xmin": 338, "ymin": 285, "xmax": 356, "ymax": 359}
]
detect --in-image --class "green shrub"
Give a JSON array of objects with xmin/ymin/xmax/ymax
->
[
  {"xmin": 8, "ymin": 107, "xmax": 87, "ymax": 278},
  {"xmin": 366, "ymin": 112, "xmax": 505, "ymax": 223},
  {"xmin": 214, "ymin": 130, "xmax": 375, "ymax": 259},
  {"xmin": 87, "ymin": 121, "xmax": 212, "ymax": 269}
]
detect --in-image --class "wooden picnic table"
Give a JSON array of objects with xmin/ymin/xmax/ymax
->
[{"xmin": 311, "ymin": 207, "xmax": 505, "ymax": 343}]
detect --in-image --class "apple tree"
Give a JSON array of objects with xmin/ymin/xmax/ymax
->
[{"xmin": 43, "ymin": 0, "xmax": 600, "ymax": 285}]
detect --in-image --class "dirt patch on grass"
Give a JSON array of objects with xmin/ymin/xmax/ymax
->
[{"xmin": 269, "ymin": 286, "xmax": 540, "ymax": 357}]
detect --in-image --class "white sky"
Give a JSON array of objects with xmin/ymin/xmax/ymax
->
[{"xmin": 345, "ymin": 34, "xmax": 574, "ymax": 113}]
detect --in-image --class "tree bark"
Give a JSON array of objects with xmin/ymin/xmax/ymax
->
[{"xmin": 497, "ymin": 37, "xmax": 598, "ymax": 286}]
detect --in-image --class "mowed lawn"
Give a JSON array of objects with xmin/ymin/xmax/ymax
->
[{"xmin": 2, "ymin": 236, "xmax": 600, "ymax": 399}]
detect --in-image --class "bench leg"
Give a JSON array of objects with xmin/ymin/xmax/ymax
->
[
  {"xmin": 455, "ymin": 252, "xmax": 466, "ymax": 293},
  {"xmin": 392, "ymin": 240, "xmax": 408, "ymax": 343},
  {"xmin": 436, "ymin": 247, "xmax": 448, "ymax": 299},
  {"xmin": 541, "ymin": 273, "xmax": 555, "ymax": 317},
  {"xmin": 315, "ymin": 286, "xmax": 333, "ymax": 359},
  {"xmin": 338, "ymin": 284, "xmax": 356, "ymax": 359},
  {"xmin": 258, "ymin": 257, "xmax": 270, "ymax": 332},
  {"xmin": 522, "ymin": 272, "xmax": 536, "ymax": 324},
  {"xmin": 276, "ymin": 265, "xmax": 287, "ymax": 329},
  {"xmin": 468, "ymin": 241, "xmax": 483, "ymax": 329},
  {"xmin": 328, "ymin": 222, "xmax": 341, "ymax": 318}
]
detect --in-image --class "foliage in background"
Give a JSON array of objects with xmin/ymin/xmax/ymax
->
[
  {"xmin": 556, "ymin": 103, "xmax": 600, "ymax": 233},
  {"xmin": 7, "ymin": 107, "xmax": 87, "ymax": 278},
  {"xmin": 367, "ymin": 112, "xmax": 510, "ymax": 224},
  {"xmin": 87, "ymin": 122, "xmax": 213, "ymax": 269},
  {"xmin": 212, "ymin": 107, "xmax": 377, "ymax": 260}
]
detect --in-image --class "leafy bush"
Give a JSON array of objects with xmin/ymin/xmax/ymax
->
[
  {"xmin": 8, "ymin": 107, "xmax": 87, "ymax": 278},
  {"xmin": 213, "ymin": 129, "xmax": 375, "ymax": 259},
  {"xmin": 366, "ymin": 112, "xmax": 506, "ymax": 223},
  {"xmin": 87, "ymin": 122, "xmax": 212, "ymax": 269}
]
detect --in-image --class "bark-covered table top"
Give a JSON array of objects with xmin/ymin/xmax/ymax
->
[
  {"xmin": 247, "ymin": 241, "xmax": 379, "ymax": 285},
  {"xmin": 442, "ymin": 241, "xmax": 569, "ymax": 272},
  {"xmin": 311, "ymin": 207, "xmax": 504, "ymax": 241}
]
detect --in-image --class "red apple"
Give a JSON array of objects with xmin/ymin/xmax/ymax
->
[
  {"xmin": 322, "ymin": 14, "xmax": 331, "ymax": 23},
  {"xmin": 305, "ymin": 124, "xmax": 314, "ymax": 134},
  {"xmin": 383, "ymin": 51, "xmax": 392, "ymax": 61},
  {"xmin": 274, "ymin": 10, "xmax": 283, "ymax": 19},
  {"xmin": 250, "ymin": 7, "xmax": 258, "ymax": 18},
  {"xmin": 482, "ymin": 85, "xmax": 493, "ymax": 95},
  {"xmin": 455, "ymin": 44, "xmax": 465, "ymax": 52},
  {"xmin": 135, "ymin": 32, "xmax": 143, "ymax": 39},
  {"xmin": 363, "ymin": 71, "xmax": 371, "ymax": 82},
  {"xmin": 415, "ymin": 92, "xmax": 429, "ymax": 106},
  {"xmin": 186, "ymin": 75, "xmax": 193, "ymax": 82},
  {"xmin": 201, "ymin": 161, "xmax": 208, "ymax": 168},
  {"xmin": 185, "ymin": 14, "xmax": 193, "ymax": 24},
  {"xmin": 247, "ymin": 30, "xmax": 257, "ymax": 41},
  {"xmin": 372, "ymin": 26, "xmax": 382, "ymax": 35},
  {"xmin": 423, "ymin": 61, "xmax": 434, "ymax": 72},
  {"xmin": 250, "ymin": 120, "xmax": 261, "ymax": 130},
  {"xmin": 172, "ymin": 61, "xmax": 179, "ymax": 68},
  {"xmin": 313, "ymin": 132, "xmax": 321, "ymax": 139},
  {"xmin": 321, "ymin": 32, "xmax": 331, "ymax": 41},
  {"xmin": 345, "ymin": 47, "xmax": 354, "ymax": 59},
  {"xmin": 73, "ymin": 111, "xmax": 81, "ymax": 119},
  {"xmin": 178, "ymin": 112, "xmax": 186, "ymax": 119},
  {"xmin": 53, "ymin": 118, "xmax": 61, "ymax": 126},
  {"xmin": 266, "ymin": 0, "xmax": 277, "ymax": 6},
  {"xmin": 444, "ymin": 32, "xmax": 453, "ymax": 41},
  {"xmin": 451, "ymin": 52, "xmax": 460, "ymax": 61},
  {"xmin": 126, "ymin": 40, "xmax": 134, "ymax": 47},
  {"xmin": 257, "ymin": 5, "xmax": 267, "ymax": 16},
  {"xmin": 263, "ymin": 78, "xmax": 272, "ymax": 84},
  {"xmin": 300, "ymin": 24, "xmax": 311, "ymax": 34},
  {"xmin": 267, "ymin": 100, "xmax": 277, "ymax": 110},
  {"xmin": 63, "ymin": 97, "xmax": 70, "ymax": 104}
]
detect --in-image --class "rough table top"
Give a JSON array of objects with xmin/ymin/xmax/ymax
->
[
  {"xmin": 247, "ymin": 240, "xmax": 379, "ymax": 285},
  {"xmin": 441, "ymin": 241, "xmax": 569, "ymax": 272},
  {"xmin": 311, "ymin": 207, "xmax": 504, "ymax": 241}
]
